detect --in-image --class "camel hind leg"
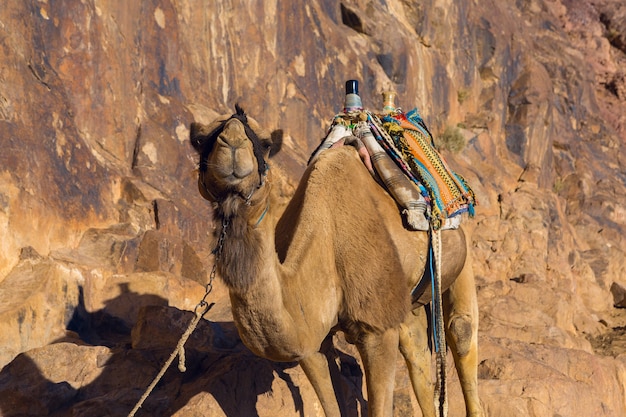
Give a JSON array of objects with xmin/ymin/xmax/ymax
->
[
  {"xmin": 444, "ymin": 259, "xmax": 485, "ymax": 417},
  {"xmin": 399, "ymin": 307, "xmax": 436, "ymax": 417}
]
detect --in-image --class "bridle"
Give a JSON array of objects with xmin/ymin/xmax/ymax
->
[{"xmin": 198, "ymin": 105, "xmax": 269, "ymax": 206}]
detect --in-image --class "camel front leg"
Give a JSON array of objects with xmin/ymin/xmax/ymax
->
[
  {"xmin": 399, "ymin": 307, "xmax": 436, "ymax": 417},
  {"xmin": 356, "ymin": 327, "xmax": 399, "ymax": 417},
  {"xmin": 444, "ymin": 263, "xmax": 485, "ymax": 417},
  {"xmin": 300, "ymin": 352, "xmax": 341, "ymax": 417}
]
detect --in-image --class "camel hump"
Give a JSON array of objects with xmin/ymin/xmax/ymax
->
[{"xmin": 307, "ymin": 145, "xmax": 364, "ymax": 177}]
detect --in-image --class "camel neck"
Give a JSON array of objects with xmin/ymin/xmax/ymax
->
[
  {"xmin": 214, "ymin": 197, "xmax": 308, "ymax": 360},
  {"xmin": 214, "ymin": 190, "xmax": 275, "ymax": 293}
]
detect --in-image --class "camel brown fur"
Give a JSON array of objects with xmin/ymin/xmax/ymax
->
[{"xmin": 190, "ymin": 106, "xmax": 485, "ymax": 417}]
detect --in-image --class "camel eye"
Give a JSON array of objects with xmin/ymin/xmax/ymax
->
[
  {"xmin": 190, "ymin": 123, "xmax": 215, "ymax": 152},
  {"xmin": 260, "ymin": 138, "xmax": 272, "ymax": 152}
]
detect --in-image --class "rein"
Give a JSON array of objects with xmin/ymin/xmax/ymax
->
[
  {"xmin": 127, "ymin": 220, "xmax": 224, "ymax": 417},
  {"xmin": 254, "ymin": 201, "xmax": 270, "ymax": 227}
]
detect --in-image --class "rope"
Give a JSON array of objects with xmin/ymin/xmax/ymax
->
[
  {"xmin": 127, "ymin": 301, "xmax": 213, "ymax": 417},
  {"xmin": 127, "ymin": 221, "xmax": 226, "ymax": 416},
  {"xmin": 431, "ymin": 229, "xmax": 448, "ymax": 417}
]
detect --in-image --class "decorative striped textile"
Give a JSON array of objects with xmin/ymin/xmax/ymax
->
[{"xmin": 376, "ymin": 108, "xmax": 476, "ymax": 230}]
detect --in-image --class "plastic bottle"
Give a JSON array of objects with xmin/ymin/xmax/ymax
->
[
  {"xmin": 381, "ymin": 91, "xmax": 397, "ymax": 114},
  {"xmin": 344, "ymin": 79, "xmax": 363, "ymax": 112},
  {"xmin": 308, "ymin": 79, "xmax": 363, "ymax": 163}
]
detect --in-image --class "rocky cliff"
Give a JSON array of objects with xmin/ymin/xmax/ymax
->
[{"xmin": 1, "ymin": 0, "xmax": 626, "ymax": 416}]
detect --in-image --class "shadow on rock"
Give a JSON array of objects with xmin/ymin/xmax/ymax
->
[{"xmin": 0, "ymin": 286, "xmax": 365, "ymax": 417}]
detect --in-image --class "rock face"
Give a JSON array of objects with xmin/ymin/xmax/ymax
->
[{"xmin": 1, "ymin": 0, "xmax": 626, "ymax": 416}]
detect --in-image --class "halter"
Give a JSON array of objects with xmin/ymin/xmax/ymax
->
[{"xmin": 197, "ymin": 104, "xmax": 269, "ymax": 205}]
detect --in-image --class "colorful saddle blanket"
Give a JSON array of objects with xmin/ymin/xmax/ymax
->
[{"xmin": 373, "ymin": 108, "xmax": 476, "ymax": 230}]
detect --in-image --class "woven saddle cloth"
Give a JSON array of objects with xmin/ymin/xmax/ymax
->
[{"xmin": 311, "ymin": 107, "xmax": 477, "ymax": 231}]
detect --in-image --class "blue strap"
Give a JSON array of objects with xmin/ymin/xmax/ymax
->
[{"xmin": 429, "ymin": 242, "xmax": 440, "ymax": 352}]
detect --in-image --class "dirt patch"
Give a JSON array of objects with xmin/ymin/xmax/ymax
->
[
  {"xmin": 589, "ymin": 325, "xmax": 626, "ymax": 357},
  {"xmin": 588, "ymin": 306, "xmax": 626, "ymax": 357}
]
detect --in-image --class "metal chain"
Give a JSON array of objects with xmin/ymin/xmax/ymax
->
[{"xmin": 194, "ymin": 216, "xmax": 228, "ymax": 315}]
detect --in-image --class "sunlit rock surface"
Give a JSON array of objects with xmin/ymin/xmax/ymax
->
[{"xmin": 1, "ymin": 0, "xmax": 626, "ymax": 415}]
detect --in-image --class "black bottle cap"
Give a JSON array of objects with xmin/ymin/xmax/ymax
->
[{"xmin": 345, "ymin": 80, "xmax": 359, "ymax": 95}]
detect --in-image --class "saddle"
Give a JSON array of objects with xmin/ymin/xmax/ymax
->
[{"xmin": 310, "ymin": 105, "xmax": 476, "ymax": 231}]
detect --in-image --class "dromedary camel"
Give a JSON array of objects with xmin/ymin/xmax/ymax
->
[{"xmin": 190, "ymin": 105, "xmax": 484, "ymax": 417}]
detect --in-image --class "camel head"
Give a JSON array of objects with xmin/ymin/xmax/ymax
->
[{"xmin": 190, "ymin": 105, "xmax": 282, "ymax": 206}]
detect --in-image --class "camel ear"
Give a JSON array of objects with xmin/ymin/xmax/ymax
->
[
  {"xmin": 190, "ymin": 122, "xmax": 212, "ymax": 153},
  {"xmin": 255, "ymin": 129, "xmax": 283, "ymax": 158},
  {"xmin": 267, "ymin": 129, "xmax": 283, "ymax": 157},
  {"xmin": 245, "ymin": 115, "xmax": 282, "ymax": 158}
]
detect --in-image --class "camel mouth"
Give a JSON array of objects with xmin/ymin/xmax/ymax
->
[
  {"xmin": 199, "ymin": 168, "xmax": 256, "ymax": 203},
  {"xmin": 199, "ymin": 138, "xmax": 264, "ymax": 203},
  {"xmin": 211, "ymin": 137, "xmax": 256, "ymax": 181}
]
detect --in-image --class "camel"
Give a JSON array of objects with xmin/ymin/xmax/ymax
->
[{"xmin": 190, "ymin": 105, "xmax": 485, "ymax": 417}]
